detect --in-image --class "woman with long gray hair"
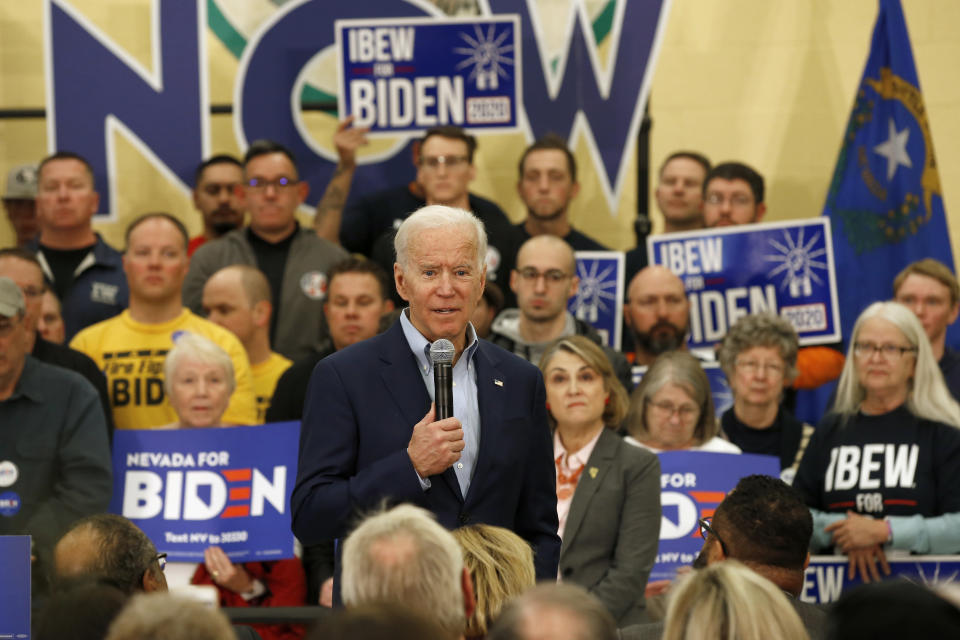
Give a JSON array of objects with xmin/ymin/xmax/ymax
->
[{"xmin": 794, "ymin": 301, "xmax": 960, "ymax": 582}]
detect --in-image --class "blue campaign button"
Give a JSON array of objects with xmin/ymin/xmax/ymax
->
[{"xmin": 0, "ymin": 491, "xmax": 21, "ymax": 517}]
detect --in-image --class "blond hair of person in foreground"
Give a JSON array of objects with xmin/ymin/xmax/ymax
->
[
  {"xmin": 662, "ymin": 560, "xmax": 809, "ymax": 640},
  {"xmin": 105, "ymin": 592, "xmax": 235, "ymax": 640}
]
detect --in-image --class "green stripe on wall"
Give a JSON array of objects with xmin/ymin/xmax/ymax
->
[{"xmin": 207, "ymin": 0, "xmax": 247, "ymax": 60}]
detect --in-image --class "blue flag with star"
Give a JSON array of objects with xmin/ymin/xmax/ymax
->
[{"xmin": 822, "ymin": 0, "xmax": 955, "ymax": 345}]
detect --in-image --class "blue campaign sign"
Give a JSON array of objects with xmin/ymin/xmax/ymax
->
[
  {"xmin": 109, "ymin": 422, "xmax": 299, "ymax": 562},
  {"xmin": 336, "ymin": 16, "xmax": 521, "ymax": 134},
  {"xmin": 568, "ymin": 251, "xmax": 625, "ymax": 350},
  {"xmin": 631, "ymin": 361, "xmax": 733, "ymax": 414},
  {"xmin": 648, "ymin": 219, "xmax": 842, "ymax": 350},
  {"xmin": 651, "ymin": 451, "xmax": 780, "ymax": 582},
  {"xmin": 801, "ymin": 555, "xmax": 960, "ymax": 604},
  {"xmin": 0, "ymin": 536, "xmax": 30, "ymax": 638}
]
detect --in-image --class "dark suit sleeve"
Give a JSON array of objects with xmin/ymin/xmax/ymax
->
[
  {"xmin": 514, "ymin": 371, "xmax": 562, "ymax": 580},
  {"xmin": 590, "ymin": 448, "xmax": 661, "ymax": 620},
  {"xmin": 290, "ymin": 357, "xmax": 425, "ymax": 543}
]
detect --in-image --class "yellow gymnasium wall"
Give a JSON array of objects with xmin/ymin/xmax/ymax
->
[{"xmin": 2, "ymin": 0, "xmax": 960, "ymax": 271}]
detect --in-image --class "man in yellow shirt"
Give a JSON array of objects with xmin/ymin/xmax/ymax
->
[
  {"xmin": 71, "ymin": 213, "xmax": 256, "ymax": 429},
  {"xmin": 201, "ymin": 264, "xmax": 291, "ymax": 421}
]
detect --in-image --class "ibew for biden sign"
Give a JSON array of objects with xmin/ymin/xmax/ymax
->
[
  {"xmin": 337, "ymin": 16, "xmax": 521, "ymax": 133},
  {"xmin": 109, "ymin": 423, "xmax": 299, "ymax": 561}
]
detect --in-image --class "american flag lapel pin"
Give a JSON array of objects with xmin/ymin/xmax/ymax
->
[{"xmin": 494, "ymin": 378, "xmax": 503, "ymax": 387}]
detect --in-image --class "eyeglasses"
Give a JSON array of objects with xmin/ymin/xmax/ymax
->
[
  {"xmin": 246, "ymin": 177, "xmax": 298, "ymax": 190},
  {"xmin": 698, "ymin": 517, "xmax": 728, "ymax": 556},
  {"xmin": 735, "ymin": 358, "xmax": 784, "ymax": 376},
  {"xmin": 516, "ymin": 267, "xmax": 571, "ymax": 284},
  {"xmin": 420, "ymin": 155, "xmax": 469, "ymax": 170},
  {"xmin": 648, "ymin": 399, "xmax": 699, "ymax": 421},
  {"xmin": 155, "ymin": 552, "xmax": 167, "ymax": 572},
  {"xmin": 705, "ymin": 193, "xmax": 753, "ymax": 207},
  {"xmin": 852, "ymin": 342, "xmax": 917, "ymax": 360}
]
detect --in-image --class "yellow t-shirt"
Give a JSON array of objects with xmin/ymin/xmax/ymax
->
[
  {"xmin": 252, "ymin": 351, "xmax": 292, "ymax": 422},
  {"xmin": 70, "ymin": 309, "xmax": 257, "ymax": 429}
]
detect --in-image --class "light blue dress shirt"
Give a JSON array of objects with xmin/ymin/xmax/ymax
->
[{"xmin": 400, "ymin": 309, "xmax": 481, "ymax": 497}]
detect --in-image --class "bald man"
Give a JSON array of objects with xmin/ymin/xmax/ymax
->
[
  {"xmin": 202, "ymin": 265, "xmax": 292, "ymax": 421},
  {"xmin": 490, "ymin": 235, "xmax": 631, "ymax": 390},
  {"xmin": 623, "ymin": 265, "xmax": 691, "ymax": 367}
]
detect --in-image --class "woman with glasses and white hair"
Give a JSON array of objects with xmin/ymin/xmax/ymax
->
[
  {"xmin": 718, "ymin": 313, "xmax": 812, "ymax": 483},
  {"xmin": 794, "ymin": 301, "xmax": 960, "ymax": 582},
  {"xmin": 538, "ymin": 336, "xmax": 661, "ymax": 625},
  {"xmin": 163, "ymin": 333, "xmax": 307, "ymax": 640},
  {"xmin": 624, "ymin": 351, "xmax": 740, "ymax": 453}
]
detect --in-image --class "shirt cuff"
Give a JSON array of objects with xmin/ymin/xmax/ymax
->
[
  {"xmin": 240, "ymin": 578, "xmax": 267, "ymax": 601},
  {"xmin": 408, "ymin": 448, "xmax": 432, "ymax": 491}
]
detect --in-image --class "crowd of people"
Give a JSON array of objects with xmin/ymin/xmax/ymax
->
[{"xmin": 4, "ymin": 121, "xmax": 960, "ymax": 639}]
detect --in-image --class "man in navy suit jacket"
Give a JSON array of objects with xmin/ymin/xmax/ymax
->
[{"xmin": 291, "ymin": 205, "xmax": 560, "ymax": 580}]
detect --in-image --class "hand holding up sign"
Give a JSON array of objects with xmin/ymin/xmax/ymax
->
[{"xmin": 204, "ymin": 545, "xmax": 255, "ymax": 595}]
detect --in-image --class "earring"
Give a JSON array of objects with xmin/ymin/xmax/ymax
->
[
  {"xmin": 545, "ymin": 402, "xmax": 551, "ymax": 410},
  {"xmin": 604, "ymin": 396, "xmax": 610, "ymax": 405}
]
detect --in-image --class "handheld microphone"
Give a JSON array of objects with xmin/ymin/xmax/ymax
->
[{"xmin": 430, "ymin": 339, "xmax": 455, "ymax": 420}]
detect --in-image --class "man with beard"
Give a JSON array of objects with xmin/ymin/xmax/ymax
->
[
  {"xmin": 515, "ymin": 134, "xmax": 607, "ymax": 250},
  {"xmin": 188, "ymin": 155, "xmax": 245, "ymax": 256},
  {"xmin": 623, "ymin": 265, "xmax": 690, "ymax": 367}
]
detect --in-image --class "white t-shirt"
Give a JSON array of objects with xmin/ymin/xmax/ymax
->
[{"xmin": 624, "ymin": 435, "xmax": 742, "ymax": 454}]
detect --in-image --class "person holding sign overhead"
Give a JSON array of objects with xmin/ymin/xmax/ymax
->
[
  {"xmin": 624, "ymin": 351, "xmax": 740, "ymax": 453},
  {"xmin": 539, "ymin": 336, "xmax": 660, "ymax": 625},
  {"xmin": 162, "ymin": 333, "xmax": 307, "ymax": 640},
  {"xmin": 718, "ymin": 313, "xmax": 814, "ymax": 484},
  {"xmin": 794, "ymin": 302, "xmax": 960, "ymax": 583}
]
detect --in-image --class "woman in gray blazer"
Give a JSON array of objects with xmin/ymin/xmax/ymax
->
[{"xmin": 539, "ymin": 336, "xmax": 662, "ymax": 626}]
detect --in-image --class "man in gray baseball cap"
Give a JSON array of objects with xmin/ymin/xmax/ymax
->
[
  {"xmin": 0, "ymin": 275, "xmax": 111, "ymax": 597},
  {"xmin": 2, "ymin": 164, "xmax": 38, "ymax": 248}
]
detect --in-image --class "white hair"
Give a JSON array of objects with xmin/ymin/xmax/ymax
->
[
  {"xmin": 662, "ymin": 561, "xmax": 809, "ymax": 640},
  {"xmin": 163, "ymin": 332, "xmax": 236, "ymax": 398},
  {"xmin": 342, "ymin": 504, "xmax": 465, "ymax": 637},
  {"xmin": 394, "ymin": 205, "xmax": 488, "ymax": 272},
  {"xmin": 105, "ymin": 593, "xmax": 235, "ymax": 640},
  {"xmin": 833, "ymin": 301, "xmax": 960, "ymax": 426}
]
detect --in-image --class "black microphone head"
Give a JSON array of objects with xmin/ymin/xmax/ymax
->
[{"xmin": 429, "ymin": 339, "xmax": 455, "ymax": 365}]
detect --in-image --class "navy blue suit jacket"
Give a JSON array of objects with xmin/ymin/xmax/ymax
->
[{"xmin": 291, "ymin": 320, "xmax": 561, "ymax": 579}]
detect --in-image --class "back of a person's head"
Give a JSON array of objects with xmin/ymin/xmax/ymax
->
[
  {"xmin": 452, "ymin": 524, "xmax": 536, "ymax": 638},
  {"xmin": 827, "ymin": 580, "xmax": 960, "ymax": 639},
  {"xmin": 55, "ymin": 513, "xmax": 163, "ymax": 594},
  {"xmin": 714, "ymin": 474, "xmax": 812, "ymax": 571},
  {"xmin": 487, "ymin": 583, "xmax": 617, "ymax": 640},
  {"xmin": 104, "ymin": 593, "xmax": 235, "ymax": 640},
  {"xmin": 35, "ymin": 580, "xmax": 128, "ymax": 640},
  {"xmin": 342, "ymin": 504, "xmax": 465, "ymax": 637},
  {"xmin": 308, "ymin": 603, "xmax": 450, "ymax": 640},
  {"xmin": 662, "ymin": 561, "xmax": 808, "ymax": 640}
]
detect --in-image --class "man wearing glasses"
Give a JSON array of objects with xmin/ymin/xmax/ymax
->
[
  {"xmin": 490, "ymin": 235, "xmax": 631, "ymax": 390},
  {"xmin": 621, "ymin": 475, "xmax": 826, "ymax": 640},
  {"xmin": 701, "ymin": 162, "xmax": 767, "ymax": 228},
  {"xmin": 183, "ymin": 140, "xmax": 349, "ymax": 361}
]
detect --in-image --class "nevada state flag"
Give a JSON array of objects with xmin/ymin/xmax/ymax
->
[{"xmin": 822, "ymin": 0, "xmax": 955, "ymax": 344}]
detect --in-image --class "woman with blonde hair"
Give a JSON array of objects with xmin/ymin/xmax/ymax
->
[
  {"xmin": 539, "ymin": 336, "xmax": 661, "ymax": 625},
  {"xmin": 452, "ymin": 525, "xmax": 536, "ymax": 639},
  {"xmin": 625, "ymin": 351, "xmax": 740, "ymax": 453},
  {"xmin": 662, "ymin": 561, "xmax": 809, "ymax": 640},
  {"xmin": 795, "ymin": 301, "xmax": 960, "ymax": 582}
]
